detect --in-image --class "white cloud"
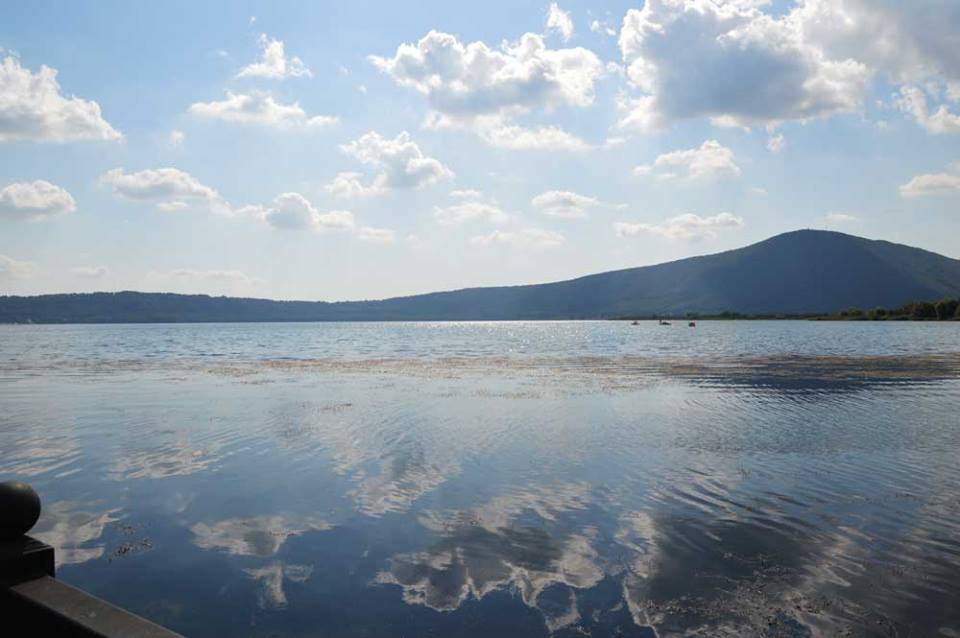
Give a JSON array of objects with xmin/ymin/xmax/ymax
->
[
  {"xmin": 188, "ymin": 91, "xmax": 337, "ymax": 130},
  {"xmin": 0, "ymin": 55, "xmax": 121, "ymax": 142},
  {"xmin": 450, "ymin": 189, "xmax": 482, "ymax": 199},
  {"xmin": 237, "ymin": 34, "xmax": 312, "ymax": 79},
  {"xmin": 372, "ymin": 31, "xmax": 602, "ymax": 116},
  {"xmin": 473, "ymin": 120, "xmax": 592, "ymax": 151},
  {"xmin": 633, "ymin": 140, "xmax": 740, "ymax": 181},
  {"xmin": 531, "ymin": 190, "xmax": 600, "ymax": 218},
  {"xmin": 792, "ymin": 1, "xmax": 960, "ymax": 134},
  {"xmin": 0, "ymin": 180, "xmax": 76, "ymax": 220},
  {"xmin": 590, "ymin": 20, "xmax": 617, "ymax": 37},
  {"xmin": 899, "ymin": 166, "xmax": 960, "ymax": 198},
  {"xmin": 0, "ymin": 254, "xmax": 36, "ymax": 279},
  {"xmin": 168, "ymin": 129, "xmax": 185, "ymax": 147},
  {"xmin": 370, "ymin": 31, "xmax": 603, "ymax": 148},
  {"xmin": 546, "ymin": 4, "xmax": 574, "ymax": 42},
  {"xmin": 825, "ymin": 212, "xmax": 858, "ymax": 224},
  {"xmin": 73, "ymin": 265, "xmax": 109, "ymax": 279},
  {"xmin": 100, "ymin": 167, "xmax": 232, "ymax": 215},
  {"xmin": 433, "ymin": 199, "xmax": 510, "ymax": 224},
  {"xmin": 255, "ymin": 192, "xmax": 396, "ymax": 242},
  {"xmin": 329, "ymin": 131, "xmax": 453, "ymax": 196},
  {"xmin": 895, "ymin": 86, "xmax": 960, "ymax": 134},
  {"xmin": 767, "ymin": 133, "xmax": 785, "ymax": 153},
  {"xmin": 795, "ymin": 1, "xmax": 960, "ymax": 87},
  {"xmin": 470, "ymin": 228, "xmax": 565, "ymax": 248},
  {"xmin": 617, "ymin": 2, "xmax": 869, "ymax": 131},
  {"xmin": 260, "ymin": 192, "xmax": 355, "ymax": 231},
  {"xmin": 615, "ymin": 212, "xmax": 743, "ymax": 241},
  {"xmin": 356, "ymin": 226, "xmax": 396, "ymax": 244},
  {"xmin": 154, "ymin": 269, "xmax": 260, "ymax": 285},
  {"xmin": 325, "ymin": 172, "xmax": 368, "ymax": 198}
]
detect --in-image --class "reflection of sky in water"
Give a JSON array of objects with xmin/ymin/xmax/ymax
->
[{"xmin": 1, "ymin": 322, "xmax": 960, "ymax": 636}]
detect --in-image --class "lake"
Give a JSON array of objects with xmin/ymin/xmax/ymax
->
[{"xmin": 2, "ymin": 321, "xmax": 960, "ymax": 637}]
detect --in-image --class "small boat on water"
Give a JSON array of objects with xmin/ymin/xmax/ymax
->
[
  {"xmin": 688, "ymin": 321, "xmax": 696, "ymax": 327},
  {"xmin": 658, "ymin": 319, "xmax": 671, "ymax": 326},
  {"xmin": 631, "ymin": 320, "xmax": 640, "ymax": 326}
]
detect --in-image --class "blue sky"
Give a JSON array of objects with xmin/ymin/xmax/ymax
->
[{"xmin": 1, "ymin": 0, "xmax": 958, "ymax": 300}]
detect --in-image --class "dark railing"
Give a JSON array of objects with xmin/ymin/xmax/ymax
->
[{"xmin": 0, "ymin": 481, "xmax": 183, "ymax": 637}]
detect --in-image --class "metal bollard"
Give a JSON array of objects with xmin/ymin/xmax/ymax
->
[{"xmin": 0, "ymin": 481, "xmax": 55, "ymax": 586}]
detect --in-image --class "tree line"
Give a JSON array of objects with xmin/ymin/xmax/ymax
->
[{"xmin": 836, "ymin": 298, "xmax": 960, "ymax": 321}]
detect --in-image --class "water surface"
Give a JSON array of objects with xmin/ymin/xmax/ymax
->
[{"xmin": 2, "ymin": 321, "xmax": 959, "ymax": 637}]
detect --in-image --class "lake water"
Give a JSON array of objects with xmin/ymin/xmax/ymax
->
[{"xmin": 2, "ymin": 321, "xmax": 960, "ymax": 637}]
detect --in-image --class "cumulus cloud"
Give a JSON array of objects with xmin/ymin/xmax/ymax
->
[
  {"xmin": 188, "ymin": 91, "xmax": 337, "ymax": 130},
  {"xmin": 0, "ymin": 254, "xmax": 36, "ymax": 279},
  {"xmin": 0, "ymin": 55, "xmax": 121, "ymax": 142},
  {"xmin": 531, "ymin": 190, "xmax": 600, "ymax": 218},
  {"xmin": 899, "ymin": 165, "xmax": 960, "ymax": 198},
  {"xmin": 324, "ymin": 172, "xmax": 367, "ymax": 198},
  {"xmin": 825, "ymin": 212, "xmax": 858, "ymax": 224},
  {"xmin": 615, "ymin": 212, "xmax": 743, "ymax": 241},
  {"xmin": 0, "ymin": 180, "xmax": 76, "ymax": 220},
  {"xmin": 100, "ymin": 167, "xmax": 233, "ymax": 214},
  {"xmin": 434, "ymin": 191, "xmax": 509, "ymax": 225},
  {"xmin": 767, "ymin": 133, "xmax": 785, "ymax": 153},
  {"xmin": 150, "ymin": 269, "xmax": 260, "ymax": 286},
  {"xmin": 470, "ymin": 228, "xmax": 565, "ymax": 248},
  {"xmin": 895, "ymin": 86, "xmax": 960, "ymax": 135},
  {"xmin": 590, "ymin": 20, "xmax": 617, "ymax": 37},
  {"xmin": 328, "ymin": 131, "xmax": 453, "ymax": 196},
  {"xmin": 371, "ymin": 31, "xmax": 601, "ymax": 116},
  {"xmin": 255, "ymin": 192, "xmax": 396, "ymax": 242},
  {"xmin": 546, "ymin": 4, "xmax": 574, "ymax": 42},
  {"xmin": 793, "ymin": 1, "xmax": 960, "ymax": 133},
  {"xmin": 356, "ymin": 226, "xmax": 396, "ymax": 244},
  {"xmin": 237, "ymin": 34, "xmax": 312, "ymax": 79},
  {"xmin": 370, "ymin": 30, "xmax": 603, "ymax": 148},
  {"xmin": 633, "ymin": 140, "xmax": 740, "ymax": 181},
  {"xmin": 473, "ymin": 120, "xmax": 592, "ymax": 151},
  {"xmin": 260, "ymin": 192, "xmax": 355, "ymax": 231},
  {"xmin": 73, "ymin": 265, "xmax": 109, "ymax": 279},
  {"xmin": 617, "ymin": 1, "xmax": 869, "ymax": 131},
  {"xmin": 795, "ymin": 0, "xmax": 960, "ymax": 87}
]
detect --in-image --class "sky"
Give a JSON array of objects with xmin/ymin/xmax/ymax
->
[{"xmin": 1, "ymin": 0, "xmax": 958, "ymax": 301}]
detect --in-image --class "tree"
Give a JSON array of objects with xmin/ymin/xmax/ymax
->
[
  {"xmin": 935, "ymin": 298, "xmax": 959, "ymax": 321},
  {"xmin": 912, "ymin": 302, "xmax": 937, "ymax": 320}
]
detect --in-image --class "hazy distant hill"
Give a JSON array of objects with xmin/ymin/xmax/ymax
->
[{"xmin": 3, "ymin": 230, "xmax": 960, "ymax": 323}]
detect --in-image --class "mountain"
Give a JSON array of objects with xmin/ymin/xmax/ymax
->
[{"xmin": 3, "ymin": 230, "xmax": 960, "ymax": 323}]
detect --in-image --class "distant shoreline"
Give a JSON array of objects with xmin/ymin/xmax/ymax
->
[{"xmin": 2, "ymin": 316, "xmax": 958, "ymax": 326}]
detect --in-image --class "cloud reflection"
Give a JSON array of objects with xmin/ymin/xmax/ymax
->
[
  {"xmin": 31, "ymin": 501, "xmax": 120, "ymax": 567},
  {"xmin": 0, "ymin": 433, "xmax": 79, "ymax": 477},
  {"xmin": 112, "ymin": 437, "xmax": 220, "ymax": 480},
  {"xmin": 245, "ymin": 562, "xmax": 313, "ymax": 609},
  {"xmin": 376, "ymin": 483, "xmax": 602, "ymax": 630},
  {"xmin": 191, "ymin": 514, "xmax": 331, "ymax": 557}
]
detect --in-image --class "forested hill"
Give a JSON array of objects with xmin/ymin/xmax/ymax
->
[{"xmin": 3, "ymin": 230, "xmax": 960, "ymax": 323}]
